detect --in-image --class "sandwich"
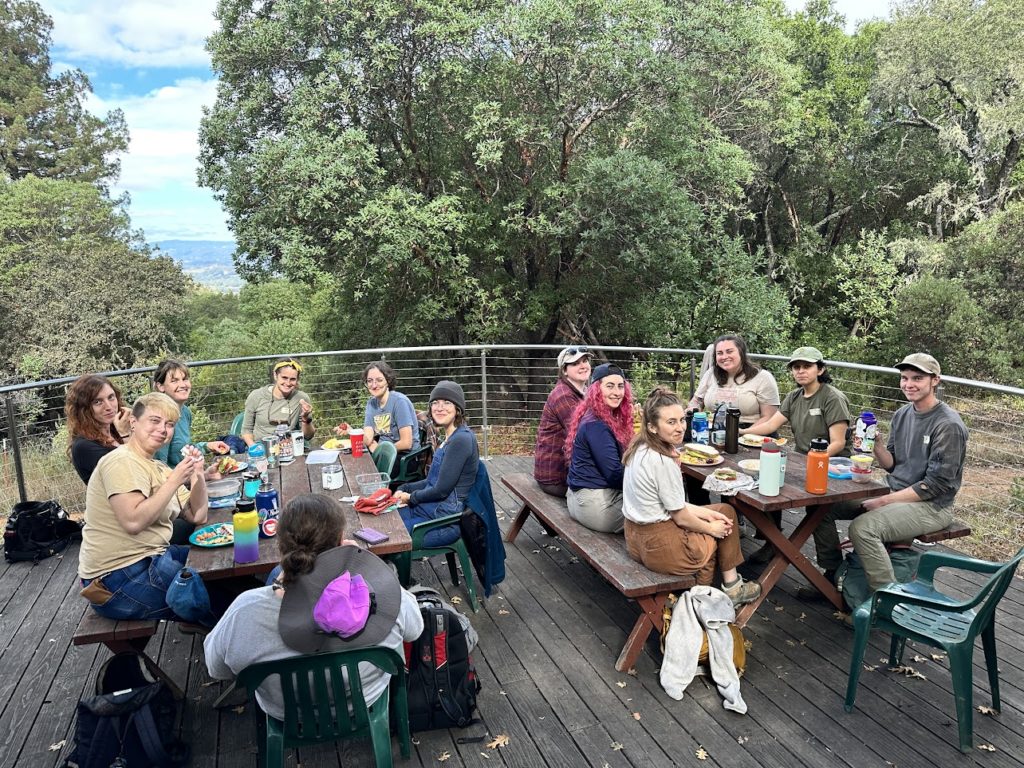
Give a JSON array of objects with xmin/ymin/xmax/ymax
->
[
  {"xmin": 682, "ymin": 443, "xmax": 720, "ymax": 465},
  {"xmin": 713, "ymin": 467, "xmax": 738, "ymax": 481}
]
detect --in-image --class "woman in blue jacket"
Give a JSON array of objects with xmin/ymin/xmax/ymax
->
[
  {"xmin": 564, "ymin": 364, "xmax": 634, "ymax": 532},
  {"xmin": 393, "ymin": 381, "xmax": 478, "ymax": 547}
]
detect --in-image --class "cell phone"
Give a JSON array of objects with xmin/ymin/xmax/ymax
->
[{"xmin": 354, "ymin": 527, "xmax": 389, "ymax": 545}]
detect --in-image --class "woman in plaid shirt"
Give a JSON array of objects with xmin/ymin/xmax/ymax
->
[{"xmin": 533, "ymin": 347, "xmax": 592, "ymax": 496}]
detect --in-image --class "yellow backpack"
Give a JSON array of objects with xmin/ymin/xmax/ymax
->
[{"xmin": 660, "ymin": 593, "xmax": 748, "ymax": 675}]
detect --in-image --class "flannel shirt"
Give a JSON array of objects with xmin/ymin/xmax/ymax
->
[{"xmin": 533, "ymin": 378, "xmax": 584, "ymax": 486}]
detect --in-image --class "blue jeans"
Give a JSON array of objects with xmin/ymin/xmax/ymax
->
[{"xmin": 83, "ymin": 545, "xmax": 190, "ymax": 621}]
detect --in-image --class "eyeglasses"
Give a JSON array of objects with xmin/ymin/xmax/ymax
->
[
  {"xmin": 431, "ymin": 399, "xmax": 455, "ymax": 408},
  {"xmin": 366, "ymin": 377, "xmax": 386, "ymax": 385}
]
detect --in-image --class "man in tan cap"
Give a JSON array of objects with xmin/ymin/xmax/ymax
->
[{"xmin": 834, "ymin": 353, "xmax": 968, "ymax": 599}]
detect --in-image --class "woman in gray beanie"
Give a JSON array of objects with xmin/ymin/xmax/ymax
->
[{"xmin": 392, "ymin": 381, "xmax": 479, "ymax": 546}]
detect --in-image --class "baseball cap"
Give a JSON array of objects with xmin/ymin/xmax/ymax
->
[
  {"xmin": 557, "ymin": 346, "xmax": 591, "ymax": 368},
  {"xmin": 787, "ymin": 346, "xmax": 824, "ymax": 366},
  {"xmin": 896, "ymin": 353, "xmax": 941, "ymax": 376},
  {"xmin": 591, "ymin": 363, "xmax": 625, "ymax": 384}
]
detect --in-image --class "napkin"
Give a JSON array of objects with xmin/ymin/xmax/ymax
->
[
  {"xmin": 306, "ymin": 449, "xmax": 341, "ymax": 464},
  {"xmin": 701, "ymin": 473, "xmax": 757, "ymax": 496}
]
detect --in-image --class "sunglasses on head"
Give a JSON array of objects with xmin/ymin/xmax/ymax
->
[{"xmin": 565, "ymin": 346, "xmax": 588, "ymax": 356}]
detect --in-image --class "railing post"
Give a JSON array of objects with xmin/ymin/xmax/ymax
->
[
  {"xmin": 480, "ymin": 351, "xmax": 490, "ymax": 459},
  {"xmin": 5, "ymin": 396, "xmax": 28, "ymax": 504},
  {"xmin": 688, "ymin": 356, "xmax": 697, "ymax": 399}
]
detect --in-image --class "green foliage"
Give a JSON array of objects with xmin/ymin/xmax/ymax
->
[
  {"xmin": 0, "ymin": 0, "xmax": 128, "ymax": 187},
  {"xmin": 0, "ymin": 176, "xmax": 192, "ymax": 380},
  {"xmin": 873, "ymin": 0, "xmax": 1024, "ymax": 221},
  {"xmin": 200, "ymin": 0, "xmax": 799, "ymax": 351}
]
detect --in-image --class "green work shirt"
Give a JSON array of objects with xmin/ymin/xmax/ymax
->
[{"xmin": 780, "ymin": 383, "xmax": 853, "ymax": 456}]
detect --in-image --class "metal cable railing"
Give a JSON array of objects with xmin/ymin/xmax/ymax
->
[{"xmin": 3, "ymin": 345, "xmax": 1022, "ymax": 561}]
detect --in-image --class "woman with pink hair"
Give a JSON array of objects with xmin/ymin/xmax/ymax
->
[{"xmin": 564, "ymin": 364, "xmax": 634, "ymax": 532}]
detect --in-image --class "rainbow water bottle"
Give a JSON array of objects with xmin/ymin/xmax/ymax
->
[{"xmin": 232, "ymin": 499, "xmax": 260, "ymax": 564}]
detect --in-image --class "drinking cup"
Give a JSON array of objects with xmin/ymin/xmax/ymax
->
[
  {"xmin": 291, "ymin": 431, "xmax": 304, "ymax": 457},
  {"xmin": 711, "ymin": 429, "xmax": 726, "ymax": 448},
  {"xmin": 350, "ymin": 430, "xmax": 365, "ymax": 458}
]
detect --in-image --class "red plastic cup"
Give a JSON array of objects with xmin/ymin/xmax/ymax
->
[{"xmin": 350, "ymin": 430, "xmax": 365, "ymax": 458}]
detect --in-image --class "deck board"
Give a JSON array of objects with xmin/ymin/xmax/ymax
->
[{"xmin": 0, "ymin": 454, "xmax": 1021, "ymax": 767}]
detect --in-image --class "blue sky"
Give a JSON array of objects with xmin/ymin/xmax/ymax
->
[{"xmin": 38, "ymin": 0, "xmax": 892, "ymax": 244}]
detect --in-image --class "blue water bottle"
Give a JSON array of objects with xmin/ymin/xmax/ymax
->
[
  {"xmin": 255, "ymin": 473, "xmax": 280, "ymax": 538},
  {"xmin": 691, "ymin": 412, "xmax": 709, "ymax": 445},
  {"xmin": 247, "ymin": 441, "xmax": 267, "ymax": 474}
]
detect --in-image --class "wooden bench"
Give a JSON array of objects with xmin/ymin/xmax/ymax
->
[
  {"xmin": 73, "ymin": 610, "xmax": 182, "ymax": 696},
  {"xmin": 916, "ymin": 519, "xmax": 971, "ymax": 545},
  {"xmin": 502, "ymin": 473, "xmax": 695, "ymax": 672}
]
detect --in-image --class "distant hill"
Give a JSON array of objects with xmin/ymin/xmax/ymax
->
[{"xmin": 155, "ymin": 240, "xmax": 243, "ymax": 292}]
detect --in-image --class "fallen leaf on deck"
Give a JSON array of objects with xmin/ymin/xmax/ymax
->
[
  {"xmin": 774, "ymin": 605, "xmax": 784, "ymax": 612},
  {"xmin": 696, "ymin": 746, "xmax": 709, "ymax": 760},
  {"xmin": 200, "ymin": 680, "xmax": 217, "ymax": 687},
  {"xmin": 48, "ymin": 741, "xmax": 65, "ymax": 752},
  {"xmin": 834, "ymin": 612, "xmax": 847, "ymax": 621},
  {"xmin": 480, "ymin": 752, "xmax": 490, "ymax": 759},
  {"xmin": 498, "ymin": 608, "xmax": 510, "ymax": 615},
  {"xmin": 610, "ymin": 742, "xmax": 624, "ymax": 751},
  {"xmin": 798, "ymin": 612, "xmax": 807, "ymax": 621},
  {"xmin": 888, "ymin": 665, "xmax": 926, "ymax": 680},
  {"xmin": 233, "ymin": 705, "xmax": 246, "ymax": 714},
  {"xmin": 930, "ymin": 653, "xmax": 946, "ymax": 662},
  {"xmin": 627, "ymin": 667, "xmax": 638, "ymax": 676},
  {"xmin": 785, "ymin": 639, "xmax": 796, "ymax": 647},
  {"xmin": 862, "ymin": 664, "xmax": 877, "ymax": 672},
  {"xmin": 499, "ymin": 690, "xmax": 507, "ymax": 695},
  {"xmin": 616, "ymin": 681, "xmax": 627, "ymax": 688},
  {"xmin": 570, "ymin": 556, "xmax": 579, "ymax": 563},
  {"xmin": 486, "ymin": 734, "xmax": 510, "ymax": 749},
  {"xmin": 632, "ymin": 712, "xmax": 641, "ymax": 721},
  {"xmin": 744, "ymin": 640, "xmax": 753, "ymax": 651},
  {"xmin": 450, "ymin": 596, "xmax": 462, "ymax": 604},
  {"xmin": 977, "ymin": 705, "xmax": 998, "ymax": 716},
  {"xmin": 438, "ymin": 750, "xmax": 451, "ymax": 761},
  {"xmin": 737, "ymin": 735, "xmax": 749, "ymax": 744},
  {"xmin": 912, "ymin": 654, "xmax": 928, "ymax": 663},
  {"xmin": 532, "ymin": 549, "xmax": 541, "ymax": 554},
  {"xmin": 978, "ymin": 744, "xmax": 996, "ymax": 752}
]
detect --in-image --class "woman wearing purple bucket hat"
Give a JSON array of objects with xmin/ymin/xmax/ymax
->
[{"xmin": 204, "ymin": 495, "xmax": 423, "ymax": 720}]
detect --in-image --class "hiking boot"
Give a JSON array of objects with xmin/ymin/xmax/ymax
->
[
  {"xmin": 796, "ymin": 569, "xmax": 838, "ymax": 600},
  {"xmin": 723, "ymin": 578, "xmax": 762, "ymax": 607},
  {"xmin": 747, "ymin": 543, "xmax": 776, "ymax": 565}
]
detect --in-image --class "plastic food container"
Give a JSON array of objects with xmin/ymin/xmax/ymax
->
[
  {"xmin": 737, "ymin": 459, "xmax": 760, "ymax": 479},
  {"xmin": 207, "ymin": 478, "xmax": 241, "ymax": 500},
  {"xmin": 356, "ymin": 472, "xmax": 390, "ymax": 496}
]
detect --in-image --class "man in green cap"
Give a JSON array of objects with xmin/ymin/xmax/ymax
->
[{"xmin": 740, "ymin": 346, "xmax": 854, "ymax": 570}]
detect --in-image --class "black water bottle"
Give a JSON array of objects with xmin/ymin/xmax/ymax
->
[
  {"xmin": 724, "ymin": 405, "xmax": 741, "ymax": 454},
  {"xmin": 683, "ymin": 409, "xmax": 694, "ymax": 444}
]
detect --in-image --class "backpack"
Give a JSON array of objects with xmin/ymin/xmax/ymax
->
[
  {"xmin": 403, "ymin": 587, "xmax": 480, "ymax": 731},
  {"xmin": 4, "ymin": 500, "xmax": 83, "ymax": 563},
  {"xmin": 659, "ymin": 593, "xmax": 747, "ymax": 675},
  {"xmin": 836, "ymin": 546, "xmax": 921, "ymax": 611},
  {"xmin": 65, "ymin": 652, "xmax": 189, "ymax": 768}
]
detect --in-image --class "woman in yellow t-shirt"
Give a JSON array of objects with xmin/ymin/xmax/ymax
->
[{"xmin": 78, "ymin": 392, "xmax": 210, "ymax": 623}]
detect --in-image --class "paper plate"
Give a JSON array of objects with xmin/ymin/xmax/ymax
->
[
  {"xmin": 680, "ymin": 455, "xmax": 724, "ymax": 467},
  {"xmin": 190, "ymin": 523, "xmax": 234, "ymax": 547}
]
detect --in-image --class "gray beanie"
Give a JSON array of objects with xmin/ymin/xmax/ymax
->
[{"xmin": 429, "ymin": 380, "xmax": 466, "ymax": 412}]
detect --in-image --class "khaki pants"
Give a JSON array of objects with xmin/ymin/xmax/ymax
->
[
  {"xmin": 816, "ymin": 499, "xmax": 953, "ymax": 591},
  {"xmin": 567, "ymin": 487, "xmax": 624, "ymax": 533},
  {"xmin": 624, "ymin": 503, "xmax": 743, "ymax": 585}
]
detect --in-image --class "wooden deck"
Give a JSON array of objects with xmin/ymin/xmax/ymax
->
[{"xmin": 2, "ymin": 455, "xmax": 1023, "ymax": 767}]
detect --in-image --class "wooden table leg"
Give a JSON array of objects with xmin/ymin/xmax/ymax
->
[
  {"xmin": 734, "ymin": 504, "xmax": 843, "ymax": 627},
  {"xmin": 504, "ymin": 503, "xmax": 532, "ymax": 543},
  {"xmin": 615, "ymin": 594, "xmax": 667, "ymax": 672}
]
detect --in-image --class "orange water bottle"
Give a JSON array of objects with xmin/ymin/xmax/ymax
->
[{"xmin": 805, "ymin": 438, "xmax": 829, "ymax": 495}]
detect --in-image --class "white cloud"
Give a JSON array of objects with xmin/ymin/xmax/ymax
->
[
  {"xmin": 39, "ymin": 0, "xmax": 218, "ymax": 68},
  {"xmin": 86, "ymin": 78, "xmax": 231, "ymax": 240}
]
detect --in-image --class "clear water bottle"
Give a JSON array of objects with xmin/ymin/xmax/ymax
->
[{"xmin": 247, "ymin": 441, "xmax": 267, "ymax": 474}]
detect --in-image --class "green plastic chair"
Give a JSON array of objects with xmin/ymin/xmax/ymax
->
[
  {"xmin": 372, "ymin": 441, "xmax": 398, "ymax": 478},
  {"xmin": 388, "ymin": 445, "xmax": 431, "ymax": 491},
  {"xmin": 845, "ymin": 545, "xmax": 1024, "ymax": 752},
  {"xmin": 394, "ymin": 512, "xmax": 478, "ymax": 613},
  {"xmin": 229, "ymin": 412, "xmax": 244, "ymax": 436},
  {"xmin": 236, "ymin": 646, "xmax": 411, "ymax": 768}
]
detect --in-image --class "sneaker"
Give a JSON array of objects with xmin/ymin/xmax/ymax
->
[
  {"xmin": 722, "ymin": 578, "xmax": 762, "ymax": 607},
  {"xmin": 747, "ymin": 543, "xmax": 775, "ymax": 565}
]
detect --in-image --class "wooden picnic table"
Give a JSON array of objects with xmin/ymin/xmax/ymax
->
[
  {"xmin": 679, "ymin": 445, "xmax": 889, "ymax": 625},
  {"xmin": 188, "ymin": 450, "xmax": 412, "ymax": 581}
]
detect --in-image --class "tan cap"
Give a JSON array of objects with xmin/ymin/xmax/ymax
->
[{"xmin": 896, "ymin": 353, "xmax": 941, "ymax": 376}]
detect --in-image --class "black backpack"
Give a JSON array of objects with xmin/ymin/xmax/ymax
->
[
  {"xmin": 4, "ymin": 500, "xmax": 82, "ymax": 563},
  {"xmin": 65, "ymin": 652, "xmax": 189, "ymax": 768},
  {"xmin": 404, "ymin": 588, "xmax": 481, "ymax": 731}
]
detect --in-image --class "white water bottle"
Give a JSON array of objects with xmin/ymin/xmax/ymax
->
[{"xmin": 759, "ymin": 439, "xmax": 781, "ymax": 497}]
